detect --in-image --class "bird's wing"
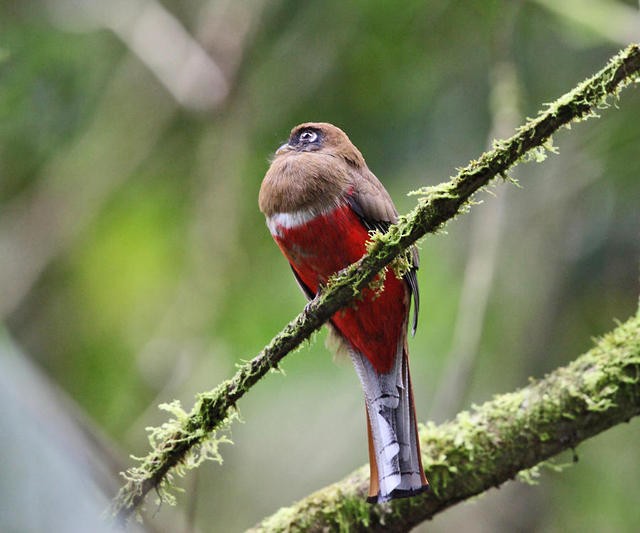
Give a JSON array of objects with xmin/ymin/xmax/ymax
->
[{"xmin": 347, "ymin": 168, "xmax": 420, "ymax": 334}]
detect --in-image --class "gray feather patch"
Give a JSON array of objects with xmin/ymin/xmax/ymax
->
[{"xmin": 349, "ymin": 346, "xmax": 424, "ymax": 501}]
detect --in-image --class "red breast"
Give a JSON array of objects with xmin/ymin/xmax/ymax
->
[{"xmin": 266, "ymin": 203, "xmax": 408, "ymax": 374}]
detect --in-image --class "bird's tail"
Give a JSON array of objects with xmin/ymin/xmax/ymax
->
[{"xmin": 350, "ymin": 346, "xmax": 429, "ymax": 503}]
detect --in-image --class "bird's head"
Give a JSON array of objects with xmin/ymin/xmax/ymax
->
[
  {"xmin": 275, "ymin": 122, "xmax": 366, "ymax": 168},
  {"xmin": 259, "ymin": 122, "xmax": 367, "ymax": 216}
]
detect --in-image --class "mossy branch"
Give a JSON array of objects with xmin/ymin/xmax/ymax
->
[
  {"xmin": 251, "ymin": 312, "xmax": 640, "ymax": 532},
  {"xmin": 111, "ymin": 44, "xmax": 640, "ymax": 522}
]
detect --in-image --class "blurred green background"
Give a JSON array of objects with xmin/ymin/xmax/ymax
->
[{"xmin": 1, "ymin": 1, "xmax": 639, "ymax": 531}]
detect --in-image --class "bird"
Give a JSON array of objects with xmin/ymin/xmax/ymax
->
[{"xmin": 258, "ymin": 122, "xmax": 429, "ymax": 503}]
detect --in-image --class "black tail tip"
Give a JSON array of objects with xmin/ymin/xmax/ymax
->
[{"xmin": 366, "ymin": 484, "xmax": 430, "ymax": 504}]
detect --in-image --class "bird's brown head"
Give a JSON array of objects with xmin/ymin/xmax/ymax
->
[
  {"xmin": 276, "ymin": 122, "xmax": 366, "ymax": 167},
  {"xmin": 259, "ymin": 122, "xmax": 366, "ymax": 216}
]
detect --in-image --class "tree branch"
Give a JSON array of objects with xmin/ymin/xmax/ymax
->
[
  {"xmin": 111, "ymin": 43, "xmax": 640, "ymax": 522},
  {"xmin": 250, "ymin": 311, "xmax": 640, "ymax": 532}
]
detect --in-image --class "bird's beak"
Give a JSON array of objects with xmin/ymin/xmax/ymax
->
[{"xmin": 275, "ymin": 143, "xmax": 290, "ymax": 155}]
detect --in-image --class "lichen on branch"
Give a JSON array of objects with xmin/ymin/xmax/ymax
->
[{"xmin": 111, "ymin": 43, "xmax": 640, "ymax": 522}]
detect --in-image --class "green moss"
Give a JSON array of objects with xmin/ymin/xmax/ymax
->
[
  {"xmin": 112, "ymin": 399, "xmax": 237, "ymax": 516},
  {"xmin": 254, "ymin": 477, "xmax": 372, "ymax": 533}
]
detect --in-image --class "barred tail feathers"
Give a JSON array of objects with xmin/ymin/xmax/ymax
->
[{"xmin": 350, "ymin": 347, "xmax": 429, "ymax": 503}]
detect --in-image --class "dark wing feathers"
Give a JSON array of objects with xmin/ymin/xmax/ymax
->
[
  {"xmin": 346, "ymin": 192, "xmax": 420, "ymax": 335},
  {"xmin": 405, "ymin": 262, "xmax": 420, "ymax": 336}
]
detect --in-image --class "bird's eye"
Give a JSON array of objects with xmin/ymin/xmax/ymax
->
[{"xmin": 299, "ymin": 130, "xmax": 318, "ymax": 143}]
